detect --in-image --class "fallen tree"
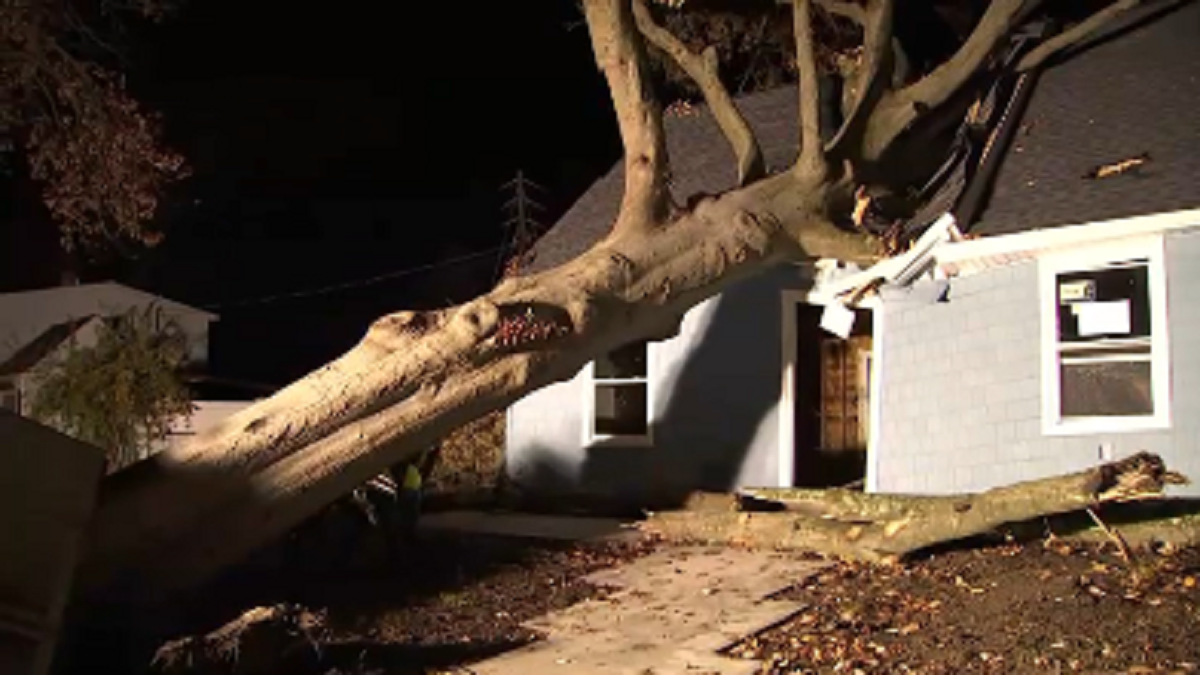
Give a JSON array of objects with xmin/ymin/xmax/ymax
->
[
  {"xmin": 641, "ymin": 453, "xmax": 1194, "ymax": 562},
  {"xmin": 72, "ymin": 0, "xmax": 1165, "ymax": 606}
]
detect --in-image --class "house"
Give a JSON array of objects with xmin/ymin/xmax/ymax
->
[
  {"xmin": 504, "ymin": 0, "xmax": 1200, "ymax": 505},
  {"xmin": 0, "ymin": 315, "xmax": 106, "ymax": 418},
  {"xmin": 0, "ymin": 282, "xmax": 267, "ymax": 454}
]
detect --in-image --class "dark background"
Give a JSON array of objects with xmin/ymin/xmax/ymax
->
[{"xmin": 2, "ymin": 0, "xmax": 624, "ymax": 385}]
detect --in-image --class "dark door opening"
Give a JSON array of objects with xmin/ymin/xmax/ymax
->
[{"xmin": 793, "ymin": 304, "xmax": 873, "ymax": 488}]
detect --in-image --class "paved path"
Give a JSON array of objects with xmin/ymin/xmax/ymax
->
[{"xmin": 470, "ymin": 545, "xmax": 827, "ymax": 675}]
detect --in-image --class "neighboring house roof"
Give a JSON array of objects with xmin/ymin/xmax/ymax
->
[
  {"xmin": 0, "ymin": 316, "xmax": 97, "ymax": 378},
  {"xmin": 0, "ymin": 281, "xmax": 217, "ymax": 366},
  {"xmin": 970, "ymin": 0, "xmax": 1200, "ymax": 236},
  {"xmin": 0, "ymin": 282, "xmax": 218, "ymax": 321},
  {"xmin": 525, "ymin": 1, "xmax": 1197, "ymax": 274}
]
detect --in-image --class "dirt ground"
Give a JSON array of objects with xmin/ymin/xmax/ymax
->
[
  {"xmin": 726, "ymin": 540, "xmax": 1200, "ymax": 674},
  {"xmin": 68, "ymin": 525, "xmax": 1200, "ymax": 675},
  {"xmin": 125, "ymin": 532, "xmax": 655, "ymax": 675}
]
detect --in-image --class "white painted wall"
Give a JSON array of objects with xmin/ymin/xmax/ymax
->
[
  {"xmin": 507, "ymin": 268, "xmax": 802, "ymax": 503},
  {"xmin": 163, "ymin": 400, "xmax": 258, "ymax": 452}
]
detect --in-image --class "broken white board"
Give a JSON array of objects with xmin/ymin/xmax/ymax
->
[{"xmin": 820, "ymin": 302, "xmax": 856, "ymax": 339}]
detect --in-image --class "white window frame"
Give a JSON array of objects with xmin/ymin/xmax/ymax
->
[
  {"xmin": 583, "ymin": 341, "xmax": 654, "ymax": 447},
  {"xmin": 1039, "ymin": 235, "xmax": 1171, "ymax": 435}
]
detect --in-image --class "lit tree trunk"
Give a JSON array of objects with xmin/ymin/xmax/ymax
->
[
  {"xmin": 642, "ymin": 453, "xmax": 1191, "ymax": 562},
  {"xmin": 75, "ymin": 0, "xmax": 1153, "ymax": 605}
]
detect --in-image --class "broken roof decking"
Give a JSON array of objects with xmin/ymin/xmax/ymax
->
[
  {"xmin": 973, "ymin": 0, "xmax": 1200, "ymax": 235},
  {"xmin": 527, "ymin": 1, "xmax": 1199, "ymax": 274}
]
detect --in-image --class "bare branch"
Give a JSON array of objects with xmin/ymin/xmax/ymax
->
[
  {"xmin": 825, "ymin": 0, "xmax": 894, "ymax": 157},
  {"xmin": 1017, "ymin": 0, "xmax": 1149, "ymax": 72},
  {"xmin": 631, "ymin": 0, "xmax": 765, "ymax": 186},
  {"xmin": 792, "ymin": 0, "xmax": 826, "ymax": 177},
  {"xmin": 582, "ymin": 0, "xmax": 670, "ymax": 229},
  {"xmin": 859, "ymin": 0, "xmax": 1032, "ymax": 161},
  {"xmin": 814, "ymin": 0, "xmax": 865, "ymax": 24}
]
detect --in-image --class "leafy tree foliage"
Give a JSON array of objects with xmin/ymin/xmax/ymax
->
[
  {"xmin": 0, "ymin": 0, "xmax": 187, "ymax": 251},
  {"xmin": 30, "ymin": 304, "xmax": 194, "ymax": 470}
]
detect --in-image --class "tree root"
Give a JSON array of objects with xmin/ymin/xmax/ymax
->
[{"xmin": 150, "ymin": 604, "xmax": 327, "ymax": 675}]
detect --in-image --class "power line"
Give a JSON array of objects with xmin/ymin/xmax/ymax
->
[
  {"xmin": 495, "ymin": 169, "xmax": 548, "ymax": 282},
  {"xmin": 203, "ymin": 246, "xmax": 503, "ymax": 311}
]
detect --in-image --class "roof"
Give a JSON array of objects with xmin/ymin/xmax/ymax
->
[
  {"xmin": 525, "ymin": 87, "xmax": 800, "ymax": 274},
  {"xmin": 0, "ymin": 316, "xmax": 97, "ymax": 377},
  {"xmin": 526, "ymin": 1, "xmax": 1199, "ymax": 272},
  {"xmin": 972, "ymin": 0, "xmax": 1200, "ymax": 235},
  {"xmin": 0, "ymin": 282, "xmax": 218, "ymax": 321}
]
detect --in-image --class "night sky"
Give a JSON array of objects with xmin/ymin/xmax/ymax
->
[{"xmin": 17, "ymin": 1, "xmax": 626, "ymax": 384}]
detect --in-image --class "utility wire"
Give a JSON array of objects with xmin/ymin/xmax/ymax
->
[{"xmin": 203, "ymin": 246, "xmax": 503, "ymax": 311}]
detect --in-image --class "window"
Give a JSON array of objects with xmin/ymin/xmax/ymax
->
[
  {"xmin": 0, "ymin": 382, "xmax": 18, "ymax": 414},
  {"xmin": 586, "ymin": 340, "xmax": 651, "ymax": 444},
  {"xmin": 1041, "ymin": 237, "xmax": 1170, "ymax": 433}
]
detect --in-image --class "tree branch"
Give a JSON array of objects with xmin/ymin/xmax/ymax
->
[
  {"xmin": 1016, "ymin": 0, "xmax": 1148, "ymax": 72},
  {"xmin": 814, "ymin": 0, "xmax": 865, "ymax": 24},
  {"xmin": 792, "ymin": 0, "xmax": 826, "ymax": 177},
  {"xmin": 859, "ymin": 0, "xmax": 1033, "ymax": 161},
  {"xmin": 825, "ymin": 0, "xmax": 894, "ymax": 158},
  {"xmin": 632, "ymin": 0, "xmax": 765, "ymax": 187},
  {"xmin": 582, "ymin": 0, "xmax": 670, "ymax": 229}
]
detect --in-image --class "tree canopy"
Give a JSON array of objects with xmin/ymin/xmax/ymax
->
[
  {"xmin": 30, "ymin": 304, "xmax": 194, "ymax": 470},
  {"xmin": 1, "ymin": 0, "xmax": 187, "ymax": 251}
]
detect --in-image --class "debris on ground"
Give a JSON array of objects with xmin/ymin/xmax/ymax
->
[
  {"xmin": 138, "ymin": 534, "xmax": 655, "ymax": 675},
  {"xmin": 725, "ymin": 541, "xmax": 1200, "ymax": 673}
]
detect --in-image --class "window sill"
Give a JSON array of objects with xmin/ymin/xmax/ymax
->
[
  {"xmin": 1042, "ymin": 416, "xmax": 1171, "ymax": 436},
  {"xmin": 585, "ymin": 434, "xmax": 654, "ymax": 448}
]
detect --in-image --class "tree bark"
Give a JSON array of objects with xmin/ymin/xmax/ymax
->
[
  {"xmin": 640, "ymin": 453, "xmax": 1190, "ymax": 562},
  {"xmin": 76, "ymin": 173, "xmax": 875, "ymax": 606},
  {"xmin": 73, "ymin": 0, "xmax": 1154, "ymax": 607}
]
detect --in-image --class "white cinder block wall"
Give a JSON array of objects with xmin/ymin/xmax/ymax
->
[{"xmin": 874, "ymin": 229, "xmax": 1200, "ymax": 497}]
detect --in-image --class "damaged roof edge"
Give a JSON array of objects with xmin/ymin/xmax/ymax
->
[
  {"xmin": 812, "ymin": 206, "xmax": 1200, "ymax": 305},
  {"xmin": 937, "ymin": 207, "xmax": 1200, "ymax": 276}
]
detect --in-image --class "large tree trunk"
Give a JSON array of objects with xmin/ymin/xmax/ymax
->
[
  {"xmin": 72, "ymin": 0, "xmax": 1152, "ymax": 607},
  {"xmin": 640, "ymin": 453, "xmax": 1191, "ymax": 562},
  {"xmin": 76, "ymin": 173, "xmax": 871, "ymax": 606}
]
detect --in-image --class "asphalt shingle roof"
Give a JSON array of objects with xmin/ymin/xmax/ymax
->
[
  {"xmin": 973, "ymin": 0, "xmax": 1200, "ymax": 235},
  {"xmin": 525, "ymin": 88, "xmax": 800, "ymax": 274}
]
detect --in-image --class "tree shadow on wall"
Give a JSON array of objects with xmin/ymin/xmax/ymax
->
[{"xmin": 513, "ymin": 270, "xmax": 794, "ymax": 512}]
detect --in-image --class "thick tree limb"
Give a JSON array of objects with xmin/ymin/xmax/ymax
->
[
  {"xmin": 825, "ymin": 0, "xmax": 894, "ymax": 159},
  {"xmin": 641, "ymin": 453, "xmax": 1189, "ymax": 562},
  {"xmin": 632, "ymin": 0, "xmax": 765, "ymax": 186},
  {"xmin": 792, "ymin": 0, "xmax": 827, "ymax": 177},
  {"xmin": 76, "ymin": 169, "xmax": 878, "ymax": 607},
  {"xmin": 1016, "ymin": 0, "xmax": 1148, "ymax": 72},
  {"xmin": 860, "ymin": 0, "xmax": 1031, "ymax": 161},
  {"xmin": 72, "ymin": 1, "xmax": 888, "ymax": 608},
  {"xmin": 583, "ymin": 0, "xmax": 670, "ymax": 230}
]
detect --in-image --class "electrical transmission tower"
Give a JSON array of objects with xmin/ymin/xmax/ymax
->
[{"xmin": 495, "ymin": 169, "xmax": 548, "ymax": 281}]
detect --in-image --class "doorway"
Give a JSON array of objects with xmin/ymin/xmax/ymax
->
[{"xmin": 786, "ymin": 302, "xmax": 874, "ymax": 488}]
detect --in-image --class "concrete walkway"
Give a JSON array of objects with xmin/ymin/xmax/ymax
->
[{"xmin": 420, "ymin": 511, "xmax": 826, "ymax": 675}]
